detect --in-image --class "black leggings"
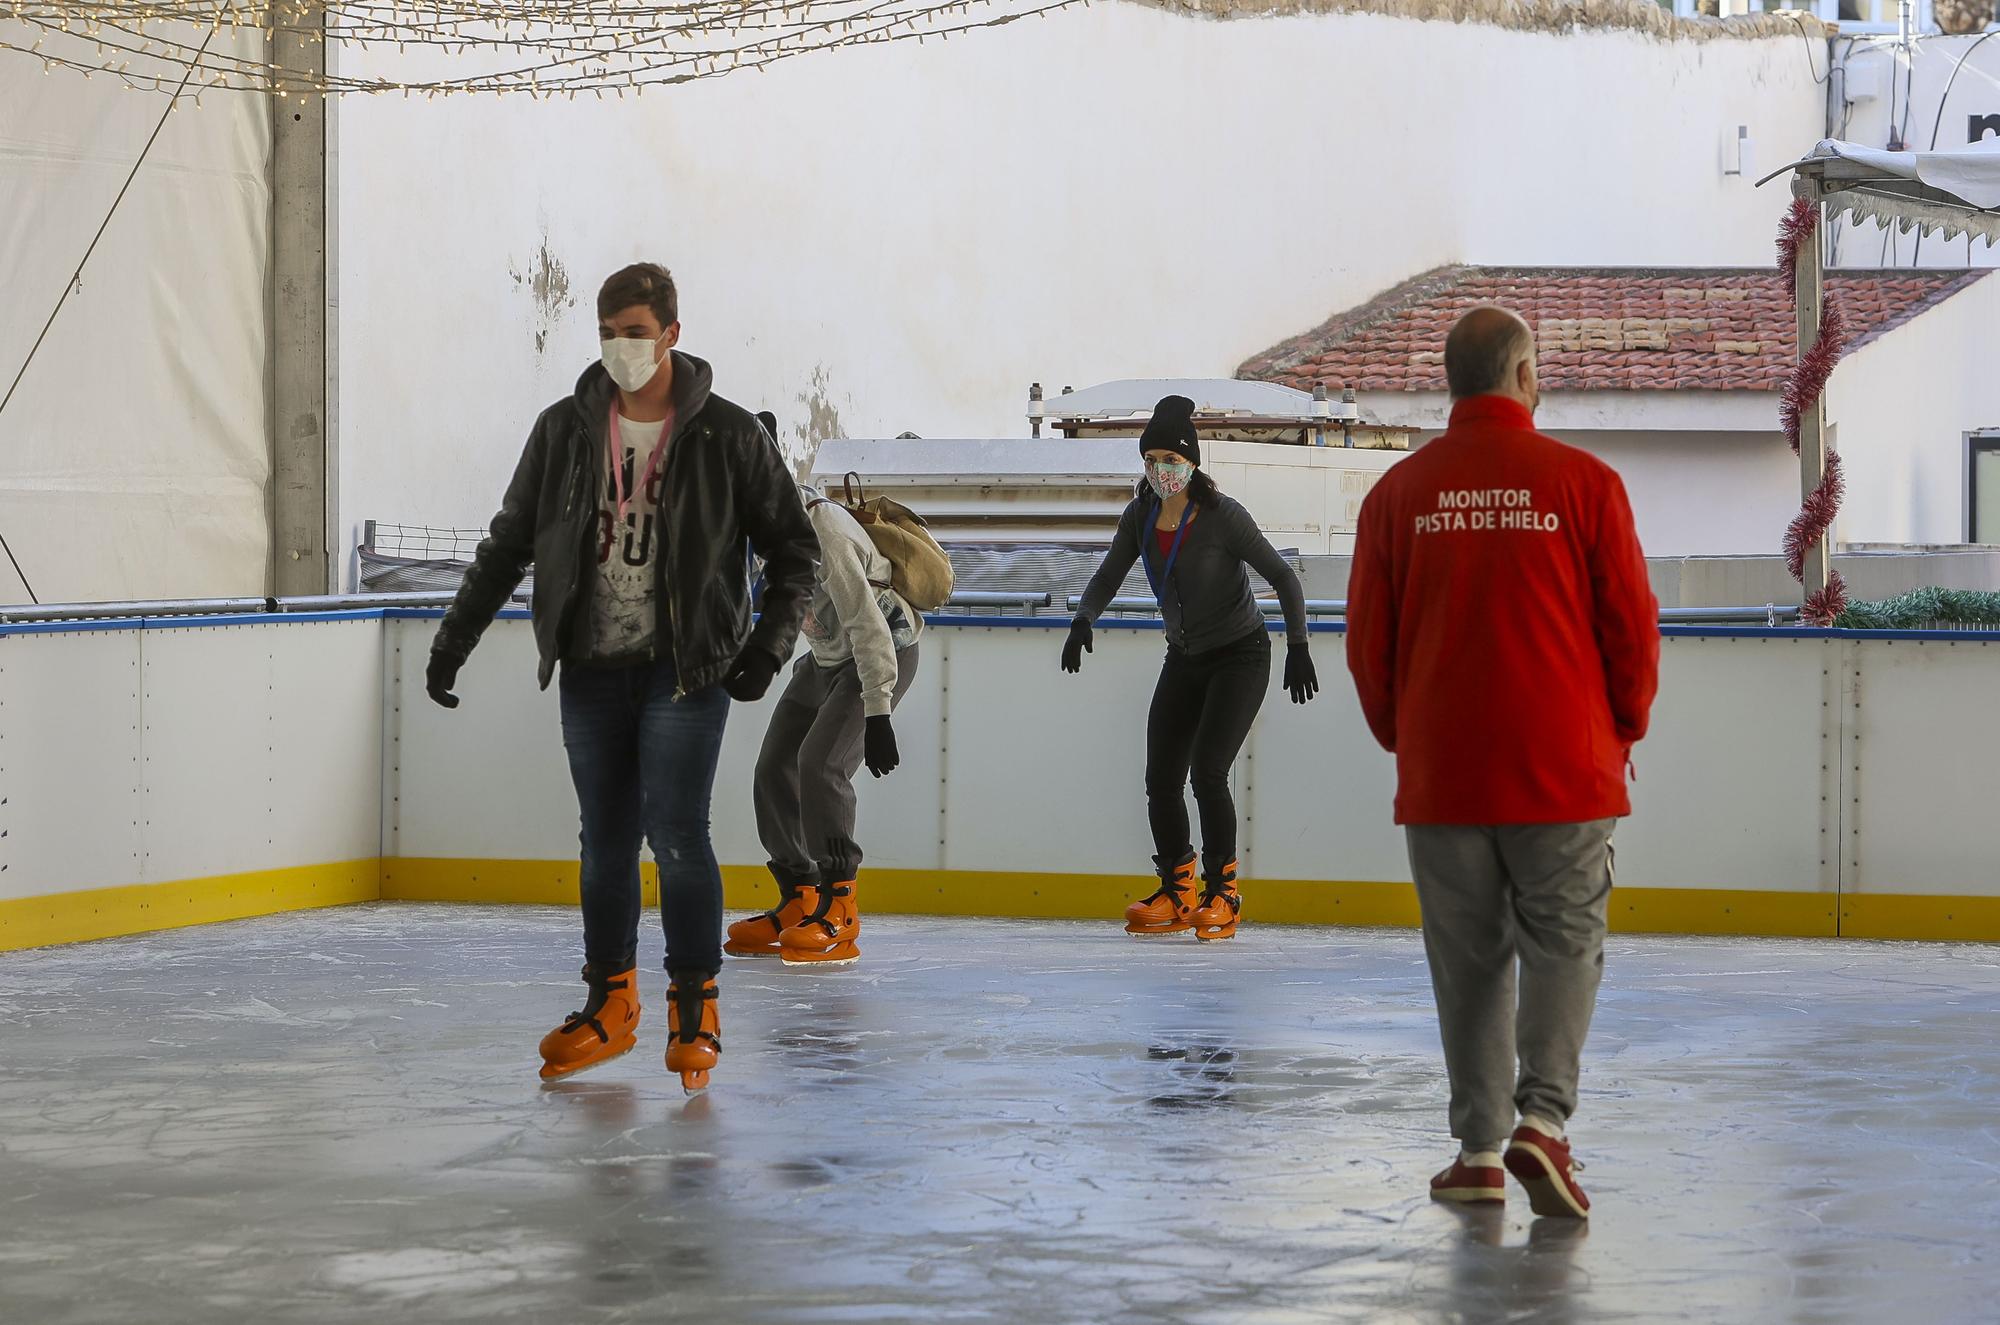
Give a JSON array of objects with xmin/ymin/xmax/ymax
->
[{"xmin": 1144, "ymin": 629, "xmax": 1271, "ymax": 881}]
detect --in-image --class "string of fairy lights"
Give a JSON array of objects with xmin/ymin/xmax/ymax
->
[{"xmin": 1, "ymin": 0, "xmax": 1086, "ymax": 97}]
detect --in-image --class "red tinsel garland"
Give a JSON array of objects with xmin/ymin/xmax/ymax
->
[
  {"xmin": 1780, "ymin": 299, "xmax": 1846, "ymax": 455},
  {"xmin": 1777, "ymin": 196, "xmax": 1817, "ymax": 287},
  {"xmin": 1802, "ymin": 570, "xmax": 1850, "ymax": 626},
  {"xmin": 1774, "ymin": 199, "xmax": 1849, "ymax": 625},
  {"xmin": 1784, "ymin": 449, "xmax": 1845, "ymax": 580}
]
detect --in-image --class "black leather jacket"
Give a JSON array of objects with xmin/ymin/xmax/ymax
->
[{"xmin": 431, "ymin": 353, "xmax": 818, "ymax": 693}]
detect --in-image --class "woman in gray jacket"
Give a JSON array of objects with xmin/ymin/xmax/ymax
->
[{"xmin": 1063, "ymin": 395, "xmax": 1318, "ymax": 941}]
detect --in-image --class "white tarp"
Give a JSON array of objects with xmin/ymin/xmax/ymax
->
[
  {"xmin": 0, "ymin": 27, "xmax": 271, "ymax": 605},
  {"xmin": 1808, "ymin": 137, "xmax": 2000, "ymax": 210}
]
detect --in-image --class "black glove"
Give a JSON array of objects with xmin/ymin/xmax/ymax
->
[
  {"xmin": 1060, "ymin": 618, "xmax": 1093, "ymax": 674},
  {"xmin": 864, "ymin": 714, "xmax": 900, "ymax": 778},
  {"xmin": 1284, "ymin": 641, "xmax": 1319, "ymax": 705},
  {"xmin": 722, "ymin": 647, "xmax": 782, "ymax": 702},
  {"xmin": 426, "ymin": 650, "xmax": 463, "ymax": 709}
]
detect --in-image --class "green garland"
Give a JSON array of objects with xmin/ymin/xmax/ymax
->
[{"xmin": 1833, "ymin": 587, "xmax": 2000, "ymax": 630}]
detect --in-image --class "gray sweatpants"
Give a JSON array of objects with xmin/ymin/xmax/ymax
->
[
  {"xmin": 1404, "ymin": 819, "xmax": 1615, "ymax": 1150},
  {"xmin": 752, "ymin": 644, "xmax": 919, "ymax": 887}
]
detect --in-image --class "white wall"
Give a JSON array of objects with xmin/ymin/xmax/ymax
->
[
  {"xmin": 8, "ymin": 612, "xmax": 1999, "ymax": 927},
  {"xmin": 1827, "ymin": 272, "xmax": 2000, "ymax": 544},
  {"xmin": 332, "ymin": 11, "xmax": 1825, "ymax": 578},
  {"xmin": 0, "ymin": 616, "xmax": 383, "ymax": 902},
  {"xmin": 1358, "ymin": 386, "xmax": 1800, "ymax": 558},
  {"xmin": 1561, "ymin": 428, "xmax": 1801, "ymax": 558},
  {"xmin": 385, "ymin": 613, "xmax": 2000, "ymax": 908},
  {"xmin": 387, "ymin": 617, "xmax": 1826, "ymax": 895},
  {"xmin": 0, "ymin": 29, "xmax": 272, "ymax": 605}
]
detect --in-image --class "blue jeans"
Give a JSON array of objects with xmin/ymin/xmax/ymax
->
[{"xmin": 558, "ymin": 656, "xmax": 731, "ymax": 976}]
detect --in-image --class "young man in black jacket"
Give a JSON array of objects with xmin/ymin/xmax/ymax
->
[{"xmin": 427, "ymin": 263, "xmax": 818, "ymax": 1092}]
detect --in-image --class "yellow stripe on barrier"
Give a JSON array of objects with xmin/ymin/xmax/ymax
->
[
  {"xmin": 0, "ymin": 861, "xmax": 380, "ymax": 952},
  {"xmin": 1611, "ymin": 887, "xmax": 1838, "ymax": 938},
  {"xmin": 382, "ymin": 861, "xmax": 1844, "ymax": 938},
  {"xmin": 846, "ymin": 874, "xmax": 1836, "ymax": 937},
  {"xmin": 3, "ymin": 861, "xmax": 1988, "ymax": 949},
  {"xmin": 1840, "ymin": 893, "xmax": 2000, "ymax": 942},
  {"xmin": 381, "ymin": 858, "xmax": 661, "ymax": 907},
  {"xmin": 382, "ymin": 862, "xmax": 1420, "ymax": 925}
]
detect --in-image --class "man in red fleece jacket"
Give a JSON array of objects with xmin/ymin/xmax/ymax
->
[{"xmin": 1347, "ymin": 306, "xmax": 1659, "ymax": 1219}]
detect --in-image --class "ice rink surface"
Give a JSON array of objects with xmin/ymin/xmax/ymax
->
[{"xmin": 2, "ymin": 905, "xmax": 1996, "ymax": 1324}]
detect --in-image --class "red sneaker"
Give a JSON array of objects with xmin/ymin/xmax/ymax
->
[
  {"xmin": 1504, "ymin": 1127, "xmax": 1590, "ymax": 1218},
  {"xmin": 1430, "ymin": 1156, "xmax": 1505, "ymax": 1205}
]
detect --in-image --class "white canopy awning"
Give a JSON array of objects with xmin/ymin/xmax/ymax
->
[
  {"xmin": 1761, "ymin": 138, "xmax": 2000, "ymax": 243},
  {"xmin": 1803, "ymin": 138, "xmax": 2000, "ymax": 210}
]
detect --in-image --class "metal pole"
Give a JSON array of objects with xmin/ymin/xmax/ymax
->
[{"xmin": 1796, "ymin": 185, "xmax": 1832, "ymax": 601}]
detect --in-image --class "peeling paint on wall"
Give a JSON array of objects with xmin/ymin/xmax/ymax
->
[
  {"xmin": 787, "ymin": 364, "xmax": 848, "ymax": 478},
  {"xmin": 509, "ymin": 233, "xmax": 576, "ymax": 360}
]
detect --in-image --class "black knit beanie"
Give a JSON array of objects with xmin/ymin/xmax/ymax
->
[
  {"xmin": 1138, "ymin": 394, "xmax": 1199, "ymax": 467},
  {"xmin": 755, "ymin": 410, "xmax": 778, "ymax": 440}
]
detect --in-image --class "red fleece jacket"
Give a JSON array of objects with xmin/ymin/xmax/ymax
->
[{"xmin": 1346, "ymin": 396, "xmax": 1660, "ymax": 825}]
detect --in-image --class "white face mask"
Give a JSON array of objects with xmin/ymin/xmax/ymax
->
[{"xmin": 601, "ymin": 334, "xmax": 665, "ymax": 393}]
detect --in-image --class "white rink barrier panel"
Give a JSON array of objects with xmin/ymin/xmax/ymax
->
[
  {"xmin": 381, "ymin": 613, "xmax": 2000, "ymax": 942},
  {"xmin": 0, "ymin": 614, "xmax": 383, "ymax": 948},
  {"xmin": 4, "ymin": 609, "xmax": 1997, "ymax": 947}
]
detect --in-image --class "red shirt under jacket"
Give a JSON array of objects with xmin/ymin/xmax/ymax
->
[{"xmin": 1346, "ymin": 395, "xmax": 1660, "ymax": 825}]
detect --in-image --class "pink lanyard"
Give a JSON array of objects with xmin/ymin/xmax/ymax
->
[{"xmin": 607, "ymin": 400, "xmax": 675, "ymax": 526}]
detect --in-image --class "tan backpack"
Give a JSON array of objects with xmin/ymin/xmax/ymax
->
[{"xmin": 813, "ymin": 472, "xmax": 956, "ymax": 612}]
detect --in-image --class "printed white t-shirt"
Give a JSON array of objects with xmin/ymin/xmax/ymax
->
[{"xmin": 586, "ymin": 410, "xmax": 672, "ymax": 662}]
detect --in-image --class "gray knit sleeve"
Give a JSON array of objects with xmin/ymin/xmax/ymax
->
[
  {"xmin": 1076, "ymin": 499, "xmax": 1144, "ymax": 624},
  {"xmin": 1227, "ymin": 499, "xmax": 1308, "ymax": 646}
]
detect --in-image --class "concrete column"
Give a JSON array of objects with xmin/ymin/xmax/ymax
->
[{"xmin": 269, "ymin": 4, "xmax": 333, "ymax": 596}]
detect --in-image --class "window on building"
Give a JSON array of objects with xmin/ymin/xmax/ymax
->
[
  {"xmin": 1648, "ymin": 0, "xmax": 1929, "ymax": 28},
  {"xmin": 1971, "ymin": 434, "xmax": 2000, "ymax": 545}
]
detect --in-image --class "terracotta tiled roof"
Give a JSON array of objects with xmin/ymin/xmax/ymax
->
[{"xmin": 1238, "ymin": 265, "xmax": 1990, "ymax": 394}]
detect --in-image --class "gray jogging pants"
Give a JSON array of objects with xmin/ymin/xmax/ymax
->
[
  {"xmin": 752, "ymin": 645, "xmax": 918, "ymax": 887},
  {"xmin": 1404, "ymin": 819, "xmax": 1616, "ymax": 1149}
]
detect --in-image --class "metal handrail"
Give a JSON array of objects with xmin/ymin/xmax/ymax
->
[
  {"xmin": 0, "ymin": 591, "xmax": 526, "ymax": 625},
  {"xmin": 1070, "ymin": 595, "xmax": 1349, "ymax": 617},
  {"xmin": 2, "ymin": 589, "xmax": 1031, "ymax": 626},
  {"xmin": 279, "ymin": 592, "xmax": 480, "ymax": 612},
  {"xmin": 1066, "ymin": 596, "xmax": 1803, "ymax": 625},
  {"xmin": 1660, "ymin": 605, "xmax": 1800, "ymax": 626},
  {"xmin": 940, "ymin": 591, "xmax": 1054, "ymax": 610},
  {"xmin": 0, "ymin": 597, "xmax": 276, "ymax": 624},
  {"xmin": 0, "ymin": 592, "xmax": 1809, "ymax": 628}
]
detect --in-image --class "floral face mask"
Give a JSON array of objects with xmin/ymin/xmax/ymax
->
[{"xmin": 1146, "ymin": 459, "xmax": 1194, "ymax": 500}]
